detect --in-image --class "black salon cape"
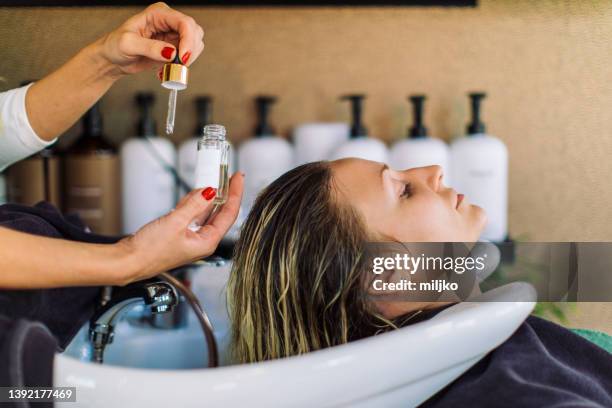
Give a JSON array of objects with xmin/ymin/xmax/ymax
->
[
  {"xmin": 419, "ymin": 315, "xmax": 612, "ymax": 407},
  {"xmin": 0, "ymin": 202, "xmax": 118, "ymax": 402},
  {"xmin": 1, "ymin": 203, "xmax": 611, "ymax": 407}
]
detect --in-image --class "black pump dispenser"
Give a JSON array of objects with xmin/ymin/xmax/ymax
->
[
  {"xmin": 194, "ymin": 96, "xmax": 212, "ymax": 135},
  {"xmin": 254, "ymin": 96, "xmax": 276, "ymax": 137},
  {"xmin": 341, "ymin": 94, "xmax": 367, "ymax": 138},
  {"xmin": 467, "ymin": 92, "xmax": 487, "ymax": 135},
  {"xmin": 72, "ymin": 101, "xmax": 115, "ymax": 153},
  {"xmin": 408, "ymin": 95, "xmax": 428, "ymax": 138},
  {"xmin": 136, "ymin": 93, "xmax": 156, "ymax": 137},
  {"xmin": 82, "ymin": 102, "xmax": 104, "ymax": 138}
]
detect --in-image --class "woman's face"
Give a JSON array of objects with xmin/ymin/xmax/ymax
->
[{"xmin": 331, "ymin": 159, "xmax": 486, "ymax": 242}]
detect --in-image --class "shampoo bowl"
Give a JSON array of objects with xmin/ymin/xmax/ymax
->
[{"xmin": 55, "ymin": 266, "xmax": 535, "ymax": 407}]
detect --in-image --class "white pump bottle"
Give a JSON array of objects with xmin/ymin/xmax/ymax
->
[
  {"xmin": 120, "ymin": 93, "xmax": 177, "ymax": 234},
  {"xmin": 450, "ymin": 92, "xmax": 508, "ymax": 242},
  {"xmin": 329, "ymin": 95, "xmax": 388, "ymax": 163},
  {"xmin": 238, "ymin": 96, "xmax": 294, "ymax": 213},
  {"xmin": 389, "ymin": 95, "xmax": 450, "ymax": 182},
  {"xmin": 293, "ymin": 123, "xmax": 349, "ymax": 165}
]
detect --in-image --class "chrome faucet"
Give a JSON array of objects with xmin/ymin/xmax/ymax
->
[
  {"xmin": 135, "ymin": 268, "xmax": 191, "ymax": 330},
  {"xmin": 89, "ymin": 280, "xmax": 179, "ymax": 364}
]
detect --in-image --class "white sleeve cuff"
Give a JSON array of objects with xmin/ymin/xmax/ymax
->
[{"xmin": 0, "ymin": 83, "xmax": 57, "ymax": 171}]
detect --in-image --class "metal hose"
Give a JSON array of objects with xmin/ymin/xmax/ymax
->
[{"xmin": 159, "ymin": 271, "xmax": 219, "ymax": 368}]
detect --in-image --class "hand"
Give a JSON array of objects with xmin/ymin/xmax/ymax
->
[
  {"xmin": 118, "ymin": 172, "xmax": 244, "ymax": 284},
  {"xmin": 96, "ymin": 2, "xmax": 204, "ymax": 78}
]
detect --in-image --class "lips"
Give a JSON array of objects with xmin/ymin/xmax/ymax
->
[{"xmin": 456, "ymin": 193, "xmax": 464, "ymax": 209}]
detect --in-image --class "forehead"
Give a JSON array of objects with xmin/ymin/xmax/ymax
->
[
  {"xmin": 330, "ymin": 158, "xmax": 388, "ymax": 218},
  {"xmin": 330, "ymin": 158, "xmax": 383, "ymax": 193}
]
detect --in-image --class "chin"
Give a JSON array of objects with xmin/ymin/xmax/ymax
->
[
  {"xmin": 472, "ymin": 205, "xmax": 488, "ymax": 235},
  {"xmin": 460, "ymin": 204, "xmax": 487, "ymax": 241}
]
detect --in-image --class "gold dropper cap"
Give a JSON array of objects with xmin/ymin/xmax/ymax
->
[{"xmin": 161, "ymin": 61, "xmax": 189, "ymax": 91}]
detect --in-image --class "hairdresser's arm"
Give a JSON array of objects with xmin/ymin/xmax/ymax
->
[
  {"xmin": 0, "ymin": 174, "xmax": 243, "ymax": 289},
  {"xmin": 26, "ymin": 2, "xmax": 204, "ymax": 141}
]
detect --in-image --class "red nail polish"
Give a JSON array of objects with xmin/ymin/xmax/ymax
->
[
  {"xmin": 161, "ymin": 46, "xmax": 174, "ymax": 60},
  {"xmin": 157, "ymin": 68, "xmax": 162, "ymax": 81},
  {"xmin": 202, "ymin": 187, "xmax": 216, "ymax": 201},
  {"xmin": 181, "ymin": 51, "xmax": 191, "ymax": 64}
]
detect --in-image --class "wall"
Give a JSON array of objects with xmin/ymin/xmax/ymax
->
[{"xmin": 0, "ymin": 1, "xmax": 611, "ymax": 331}]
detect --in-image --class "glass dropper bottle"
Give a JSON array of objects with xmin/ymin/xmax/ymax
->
[
  {"xmin": 188, "ymin": 124, "xmax": 230, "ymax": 232},
  {"xmin": 161, "ymin": 54, "xmax": 189, "ymax": 135},
  {"xmin": 195, "ymin": 124, "xmax": 230, "ymax": 205}
]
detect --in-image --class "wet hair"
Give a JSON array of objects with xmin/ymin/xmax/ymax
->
[{"xmin": 227, "ymin": 161, "xmax": 393, "ymax": 364}]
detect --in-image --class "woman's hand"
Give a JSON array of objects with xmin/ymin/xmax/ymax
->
[
  {"xmin": 96, "ymin": 2, "xmax": 204, "ymax": 78},
  {"xmin": 26, "ymin": 3, "xmax": 204, "ymax": 141},
  {"xmin": 0, "ymin": 174, "xmax": 242, "ymax": 289},
  {"xmin": 118, "ymin": 173, "xmax": 244, "ymax": 285}
]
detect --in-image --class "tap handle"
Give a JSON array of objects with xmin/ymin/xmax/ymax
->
[{"xmin": 144, "ymin": 281, "xmax": 180, "ymax": 313}]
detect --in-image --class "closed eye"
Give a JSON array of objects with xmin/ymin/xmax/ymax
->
[{"xmin": 400, "ymin": 183, "xmax": 413, "ymax": 199}]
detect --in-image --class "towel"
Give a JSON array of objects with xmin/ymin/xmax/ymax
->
[{"xmin": 571, "ymin": 328, "xmax": 612, "ymax": 354}]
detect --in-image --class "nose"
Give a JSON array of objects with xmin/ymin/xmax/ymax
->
[
  {"xmin": 397, "ymin": 165, "xmax": 444, "ymax": 190},
  {"xmin": 424, "ymin": 165, "xmax": 444, "ymax": 191}
]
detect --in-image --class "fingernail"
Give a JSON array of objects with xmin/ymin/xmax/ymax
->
[
  {"xmin": 161, "ymin": 46, "xmax": 174, "ymax": 60},
  {"xmin": 157, "ymin": 68, "xmax": 163, "ymax": 81},
  {"xmin": 202, "ymin": 187, "xmax": 216, "ymax": 201},
  {"xmin": 181, "ymin": 51, "xmax": 191, "ymax": 64}
]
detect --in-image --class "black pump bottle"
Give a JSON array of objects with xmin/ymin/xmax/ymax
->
[
  {"xmin": 330, "ymin": 93, "xmax": 388, "ymax": 162},
  {"xmin": 254, "ymin": 96, "xmax": 277, "ymax": 137},
  {"xmin": 466, "ymin": 92, "xmax": 487, "ymax": 135},
  {"xmin": 136, "ymin": 92, "xmax": 157, "ymax": 137},
  {"xmin": 63, "ymin": 101, "xmax": 121, "ymax": 235},
  {"xmin": 194, "ymin": 96, "xmax": 213, "ymax": 137},
  {"xmin": 408, "ymin": 95, "xmax": 428, "ymax": 138},
  {"xmin": 341, "ymin": 94, "xmax": 368, "ymax": 138}
]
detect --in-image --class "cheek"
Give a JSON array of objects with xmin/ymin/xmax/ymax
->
[{"xmin": 390, "ymin": 198, "xmax": 462, "ymax": 241}]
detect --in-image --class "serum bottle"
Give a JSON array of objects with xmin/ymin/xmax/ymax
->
[{"xmin": 194, "ymin": 124, "xmax": 230, "ymax": 205}]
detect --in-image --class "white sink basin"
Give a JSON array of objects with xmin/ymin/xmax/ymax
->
[
  {"xmin": 55, "ymin": 263, "xmax": 536, "ymax": 407},
  {"xmin": 64, "ymin": 311, "xmax": 228, "ymax": 370}
]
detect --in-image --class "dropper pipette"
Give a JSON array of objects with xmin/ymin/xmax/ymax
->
[{"xmin": 161, "ymin": 53, "xmax": 189, "ymax": 135}]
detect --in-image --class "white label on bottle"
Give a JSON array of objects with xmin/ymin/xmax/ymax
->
[{"xmin": 194, "ymin": 148, "xmax": 221, "ymax": 189}]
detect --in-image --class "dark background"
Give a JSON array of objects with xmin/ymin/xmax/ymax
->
[{"xmin": 0, "ymin": 0, "xmax": 476, "ymax": 7}]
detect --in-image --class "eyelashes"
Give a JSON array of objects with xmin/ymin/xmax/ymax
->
[{"xmin": 400, "ymin": 183, "xmax": 413, "ymax": 199}]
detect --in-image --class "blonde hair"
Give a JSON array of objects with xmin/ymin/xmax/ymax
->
[{"xmin": 227, "ymin": 161, "xmax": 391, "ymax": 364}]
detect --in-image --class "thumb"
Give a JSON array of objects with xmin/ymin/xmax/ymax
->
[
  {"xmin": 173, "ymin": 187, "xmax": 217, "ymax": 225},
  {"xmin": 118, "ymin": 31, "xmax": 177, "ymax": 62}
]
